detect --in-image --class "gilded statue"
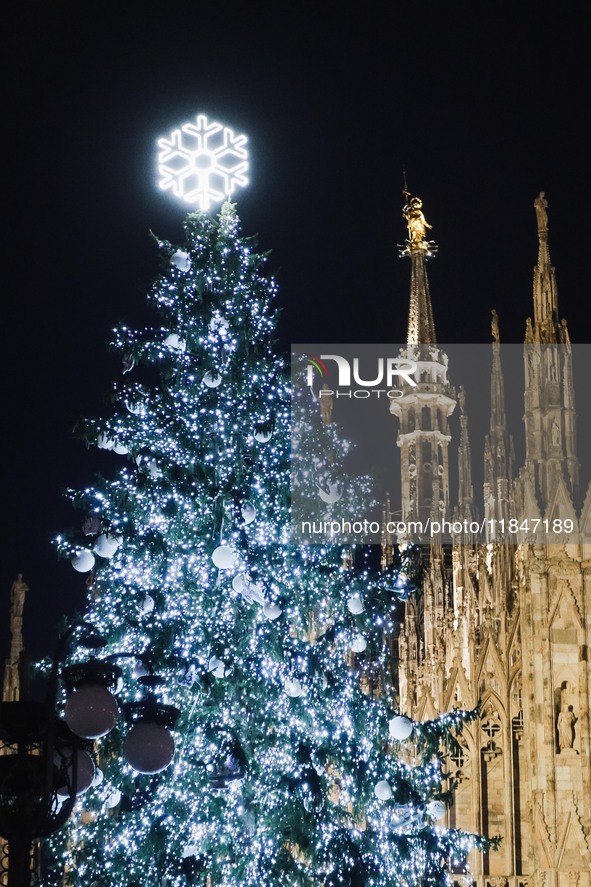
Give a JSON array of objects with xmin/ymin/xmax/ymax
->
[{"xmin": 402, "ymin": 196, "xmax": 432, "ymax": 246}]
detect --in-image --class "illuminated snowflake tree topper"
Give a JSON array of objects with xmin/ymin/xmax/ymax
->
[{"xmin": 157, "ymin": 114, "xmax": 248, "ymax": 210}]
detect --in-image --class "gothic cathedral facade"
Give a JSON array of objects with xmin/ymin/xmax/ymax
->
[{"xmin": 391, "ymin": 193, "xmax": 591, "ymax": 887}]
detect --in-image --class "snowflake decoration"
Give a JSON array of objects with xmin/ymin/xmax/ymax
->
[{"xmin": 157, "ymin": 114, "xmax": 248, "ymax": 211}]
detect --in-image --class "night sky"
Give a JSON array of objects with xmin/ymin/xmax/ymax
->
[{"xmin": 2, "ymin": 3, "xmax": 589, "ymax": 663}]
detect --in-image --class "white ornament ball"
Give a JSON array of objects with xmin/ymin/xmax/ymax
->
[
  {"xmin": 64, "ymin": 684, "xmax": 119, "ymax": 739},
  {"xmin": 97, "ymin": 433, "xmax": 114, "ymax": 450},
  {"xmin": 350, "ymin": 634, "xmax": 367, "ymax": 653},
  {"xmin": 318, "ymin": 482, "xmax": 342, "ymax": 504},
  {"xmin": 104, "ymin": 788, "xmax": 121, "ymax": 809},
  {"xmin": 254, "ymin": 428, "xmax": 272, "ymax": 443},
  {"xmin": 112, "ymin": 443, "xmax": 129, "ymax": 455},
  {"xmin": 91, "ymin": 767, "xmax": 104, "ymax": 787},
  {"xmin": 73, "ymin": 749, "xmax": 95, "ymax": 795},
  {"xmin": 426, "ymin": 799, "xmax": 447, "ymax": 820},
  {"xmin": 123, "ymin": 722, "xmax": 175, "ymax": 774},
  {"xmin": 347, "ymin": 593, "xmax": 364, "ymax": 614},
  {"xmin": 388, "ymin": 715, "xmax": 413, "ymax": 741},
  {"xmin": 171, "ymin": 250, "xmax": 190, "ymax": 271},
  {"xmin": 140, "ymin": 594, "xmax": 155, "ymax": 614},
  {"xmin": 93, "ymin": 533, "xmax": 120, "ymax": 559},
  {"xmin": 55, "ymin": 747, "xmax": 95, "ymax": 797},
  {"xmin": 125, "ymin": 399, "xmax": 146, "ymax": 416},
  {"xmin": 71, "ymin": 549, "xmax": 95, "ymax": 573},
  {"xmin": 263, "ymin": 602, "xmax": 282, "ymax": 620},
  {"xmin": 164, "ymin": 333, "xmax": 187, "ymax": 351},
  {"xmin": 208, "ymin": 656, "xmax": 228, "ymax": 679},
  {"xmin": 212, "ymin": 545, "xmax": 238, "ymax": 570},
  {"xmin": 284, "ymin": 678, "xmax": 303, "ymax": 697},
  {"xmin": 241, "ymin": 501, "xmax": 257, "ymax": 524},
  {"xmin": 203, "ymin": 371, "xmax": 222, "ymax": 388},
  {"xmin": 232, "ymin": 574, "xmax": 245, "ymax": 593},
  {"xmin": 374, "ymin": 779, "xmax": 393, "ymax": 801}
]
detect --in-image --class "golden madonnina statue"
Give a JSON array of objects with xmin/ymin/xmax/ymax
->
[{"xmin": 402, "ymin": 196, "xmax": 432, "ymax": 246}]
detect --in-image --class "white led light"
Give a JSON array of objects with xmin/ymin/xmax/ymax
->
[{"xmin": 157, "ymin": 114, "xmax": 248, "ymax": 210}]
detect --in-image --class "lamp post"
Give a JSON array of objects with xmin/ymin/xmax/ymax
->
[{"xmin": 0, "ymin": 625, "xmax": 179, "ymax": 887}]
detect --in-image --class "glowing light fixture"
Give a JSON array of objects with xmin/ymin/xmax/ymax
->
[{"xmin": 157, "ymin": 114, "xmax": 248, "ymax": 210}]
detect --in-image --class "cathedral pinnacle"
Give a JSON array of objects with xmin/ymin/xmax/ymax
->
[
  {"xmin": 534, "ymin": 191, "xmax": 550, "ymax": 267},
  {"xmin": 2, "ymin": 575, "xmax": 27, "ymax": 702},
  {"xmin": 400, "ymin": 186, "xmax": 437, "ymax": 345},
  {"xmin": 528, "ymin": 191, "xmax": 570, "ymax": 344}
]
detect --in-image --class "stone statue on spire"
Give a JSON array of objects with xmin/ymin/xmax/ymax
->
[
  {"xmin": 402, "ymin": 196, "xmax": 432, "ymax": 248},
  {"xmin": 534, "ymin": 191, "xmax": 549, "ymax": 233},
  {"xmin": 4, "ymin": 575, "xmax": 28, "ymax": 702},
  {"xmin": 491, "ymin": 309, "xmax": 500, "ymax": 343},
  {"xmin": 10, "ymin": 574, "xmax": 27, "ymax": 622}
]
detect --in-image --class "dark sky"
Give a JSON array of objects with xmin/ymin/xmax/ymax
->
[{"xmin": 2, "ymin": 3, "xmax": 590, "ymax": 662}]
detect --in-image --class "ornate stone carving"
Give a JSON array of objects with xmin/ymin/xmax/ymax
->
[{"xmin": 512, "ymin": 710, "xmax": 524, "ymax": 744}]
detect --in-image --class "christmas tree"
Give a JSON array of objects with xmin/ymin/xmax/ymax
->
[{"xmin": 48, "ymin": 201, "xmax": 490, "ymax": 886}]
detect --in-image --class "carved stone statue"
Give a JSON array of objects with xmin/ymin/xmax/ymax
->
[
  {"xmin": 534, "ymin": 191, "xmax": 548, "ymax": 232},
  {"xmin": 551, "ymin": 418, "xmax": 560, "ymax": 446},
  {"xmin": 10, "ymin": 574, "xmax": 28, "ymax": 621},
  {"xmin": 491, "ymin": 309, "xmax": 500, "ymax": 343},
  {"xmin": 402, "ymin": 196, "xmax": 432, "ymax": 245},
  {"xmin": 457, "ymin": 385, "xmax": 466, "ymax": 414},
  {"xmin": 560, "ymin": 317, "xmax": 571, "ymax": 345},
  {"xmin": 557, "ymin": 705, "xmax": 576, "ymax": 750}
]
